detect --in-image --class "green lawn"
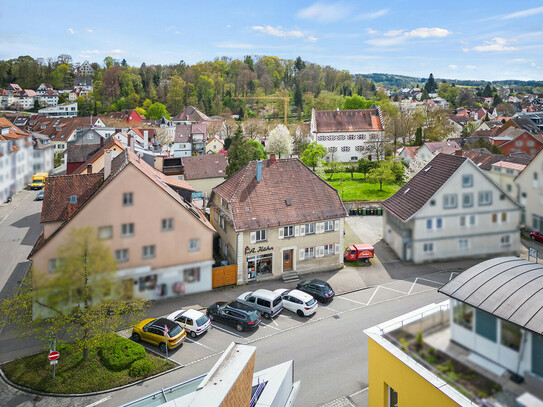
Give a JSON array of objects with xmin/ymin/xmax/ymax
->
[
  {"xmin": 325, "ymin": 172, "xmax": 401, "ymax": 201},
  {"xmin": 2, "ymin": 338, "xmax": 174, "ymax": 394}
]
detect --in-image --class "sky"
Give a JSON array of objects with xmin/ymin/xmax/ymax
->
[{"xmin": 2, "ymin": 0, "xmax": 543, "ymax": 81}]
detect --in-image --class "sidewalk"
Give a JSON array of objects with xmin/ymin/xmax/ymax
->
[{"xmin": 0, "ymin": 189, "xmax": 33, "ymax": 225}]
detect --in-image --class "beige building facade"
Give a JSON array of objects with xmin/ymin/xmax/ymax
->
[
  {"xmin": 515, "ymin": 149, "xmax": 543, "ymax": 230},
  {"xmin": 31, "ymin": 149, "xmax": 215, "ymax": 311}
]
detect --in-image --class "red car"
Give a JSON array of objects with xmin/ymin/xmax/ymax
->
[{"xmin": 530, "ymin": 231, "xmax": 543, "ymax": 243}]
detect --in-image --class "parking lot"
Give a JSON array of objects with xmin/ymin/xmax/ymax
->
[{"xmin": 132, "ymin": 269, "xmax": 459, "ymax": 368}]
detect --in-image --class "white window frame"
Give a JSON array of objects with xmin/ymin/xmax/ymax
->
[
  {"xmin": 304, "ymin": 247, "xmax": 315, "ymax": 259},
  {"xmin": 443, "ymin": 194, "xmax": 457, "ymax": 209},
  {"xmin": 98, "ymin": 226, "xmax": 112, "ymax": 240},
  {"xmin": 478, "ymin": 191, "xmax": 492, "ymax": 206},
  {"xmin": 423, "ymin": 242, "xmax": 434, "ymax": 253},
  {"xmin": 284, "ymin": 226, "xmax": 294, "ymax": 238},
  {"xmin": 121, "ymin": 223, "xmax": 134, "ymax": 237},
  {"xmin": 462, "ymin": 174, "xmax": 473, "ymax": 187},
  {"xmin": 255, "ymin": 229, "xmax": 266, "ymax": 242},
  {"xmin": 123, "ymin": 192, "xmax": 133, "ymax": 206},
  {"xmin": 162, "ymin": 218, "xmax": 173, "ymax": 231},
  {"xmin": 189, "ymin": 238, "xmax": 200, "ymax": 252},
  {"xmin": 459, "ymin": 239, "xmax": 469, "ymax": 251},
  {"xmin": 462, "ymin": 193, "xmax": 473, "ymax": 208},
  {"xmin": 142, "ymin": 245, "xmax": 156, "ymax": 259},
  {"xmin": 305, "ymin": 223, "xmax": 315, "ymax": 234},
  {"xmin": 115, "ymin": 249, "xmax": 129, "ymax": 262},
  {"xmin": 501, "ymin": 234, "xmax": 511, "ymax": 247},
  {"xmin": 324, "ymin": 220, "xmax": 334, "ymax": 232},
  {"xmin": 324, "ymin": 244, "xmax": 334, "ymax": 255}
]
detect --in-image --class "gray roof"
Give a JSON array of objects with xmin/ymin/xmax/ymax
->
[{"xmin": 438, "ymin": 257, "xmax": 543, "ymax": 335}]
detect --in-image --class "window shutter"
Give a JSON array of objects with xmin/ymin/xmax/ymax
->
[
  {"xmin": 295, "ymin": 225, "xmax": 300, "ymax": 237},
  {"xmin": 317, "ymin": 246, "xmax": 324, "ymax": 258},
  {"xmin": 300, "ymin": 224, "xmax": 306, "ymax": 236},
  {"xmin": 299, "ymin": 249, "xmax": 305, "ymax": 261},
  {"xmin": 278, "ymin": 228, "xmax": 284, "ymax": 239},
  {"xmin": 335, "ymin": 243, "xmax": 340, "ymax": 254},
  {"xmin": 250, "ymin": 232, "xmax": 256, "ymax": 244},
  {"xmin": 334, "ymin": 220, "xmax": 339, "ymax": 231}
]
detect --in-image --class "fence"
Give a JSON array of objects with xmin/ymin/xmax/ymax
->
[{"xmin": 212, "ymin": 265, "xmax": 237, "ymax": 288}]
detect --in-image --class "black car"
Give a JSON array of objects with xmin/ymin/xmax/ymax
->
[
  {"xmin": 206, "ymin": 301, "xmax": 261, "ymax": 332},
  {"xmin": 296, "ymin": 279, "xmax": 335, "ymax": 303}
]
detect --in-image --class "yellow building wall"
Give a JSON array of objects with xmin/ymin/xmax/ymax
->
[{"xmin": 368, "ymin": 337, "xmax": 461, "ymax": 407}]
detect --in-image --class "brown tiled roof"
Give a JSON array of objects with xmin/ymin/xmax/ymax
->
[
  {"xmin": 66, "ymin": 144, "xmax": 101, "ymax": 163},
  {"xmin": 72, "ymin": 137, "xmax": 126, "ymax": 174},
  {"xmin": 424, "ymin": 140, "xmax": 461, "ymax": 154},
  {"xmin": 314, "ymin": 108, "xmax": 384, "ymax": 133},
  {"xmin": 182, "ymin": 155, "xmax": 227, "ymax": 180},
  {"xmin": 212, "ymin": 158, "xmax": 347, "ymax": 232},
  {"xmin": 40, "ymin": 173, "xmax": 103, "ymax": 223},
  {"xmin": 383, "ymin": 154, "xmax": 466, "ymax": 221},
  {"xmin": 174, "ymin": 124, "xmax": 191, "ymax": 143},
  {"xmin": 29, "ymin": 116, "xmax": 102, "ymax": 141},
  {"xmin": 0, "ymin": 117, "xmax": 32, "ymax": 140},
  {"xmin": 462, "ymin": 150, "xmax": 532, "ymax": 171},
  {"xmin": 401, "ymin": 146, "xmax": 419, "ymax": 159},
  {"xmin": 172, "ymin": 106, "xmax": 211, "ymax": 122}
]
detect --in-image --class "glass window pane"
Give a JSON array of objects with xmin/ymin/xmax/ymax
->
[{"xmin": 476, "ymin": 309, "xmax": 497, "ymax": 342}]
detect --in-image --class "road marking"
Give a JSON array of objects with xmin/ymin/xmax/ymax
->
[
  {"xmin": 260, "ymin": 322, "xmax": 281, "ymax": 331},
  {"xmin": 416, "ymin": 277, "xmax": 444, "ymax": 285},
  {"xmin": 349, "ymin": 387, "xmax": 368, "ymax": 397},
  {"xmin": 185, "ymin": 338, "xmax": 217, "ymax": 352},
  {"xmin": 272, "ymin": 317, "xmax": 279, "ymax": 326},
  {"xmin": 320, "ymin": 306, "xmax": 340, "ymax": 313},
  {"xmin": 378, "ymin": 285, "xmax": 408, "ymax": 295},
  {"xmin": 211, "ymin": 324, "xmax": 243, "ymax": 338},
  {"xmin": 449, "ymin": 272, "xmax": 459, "ymax": 281},
  {"xmin": 85, "ymin": 396, "xmax": 112, "ymax": 407},
  {"xmin": 366, "ymin": 287, "xmax": 379, "ymax": 305},
  {"xmin": 336, "ymin": 296, "xmax": 366, "ymax": 305}
]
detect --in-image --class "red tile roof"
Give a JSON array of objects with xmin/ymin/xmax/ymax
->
[
  {"xmin": 314, "ymin": 108, "xmax": 384, "ymax": 133},
  {"xmin": 182, "ymin": 155, "xmax": 227, "ymax": 180},
  {"xmin": 212, "ymin": 158, "xmax": 347, "ymax": 231},
  {"xmin": 72, "ymin": 137, "xmax": 126, "ymax": 174},
  {"xmin": 383, "ymin": 154, "xmax": 466, "ymax": 221}
]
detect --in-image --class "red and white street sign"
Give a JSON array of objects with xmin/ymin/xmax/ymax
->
[
  {"xmin": 164, "ymin": 324, "xmax": 169, "ymax": 338},
  {"xmin": 48, "ymin": 351, "xmax": 60, "ymax": 361}
]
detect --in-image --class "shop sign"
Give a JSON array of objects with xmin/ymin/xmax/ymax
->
[{"xmin": 245, "ymin": 245, "xmax": 273, "ymax": 255}]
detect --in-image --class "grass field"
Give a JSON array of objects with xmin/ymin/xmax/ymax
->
[
  {"xmin": 3, "ymin": 339, "xmax": 174, "ymax": 394},
  {"xmin": 325, "ymin": 172, "xmax": 401, "ymax": 201}
]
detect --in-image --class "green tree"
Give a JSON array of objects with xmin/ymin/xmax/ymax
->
[
  {"xmin": 226, "ymin": 126, "xmax": 253, "ymax": 176},
  {"xmin": 167, "ymin": 75, "xmax": 186, "ymax": 115},
  {"xmin": 421, "ymin": 89, "xmax": 430, "ymax": 101},
  {"xmin": 424, "ymin": 73, "xmax": 437, "ymax": 93},
  {"xmin": 300, "ymin": 142, "xmax": 326, "ymax": 170},
  {"xmin": 345, "ymin": 161, "xmax": 358, "ymax": 179},
  {"xmin": 327, "ymin": 161, "xmax": 344, "ymax": 180},
  {"xmin": 414, "ymin": 127, "xmax": 423, "ymax": 146},
  {"xmin": 367, "ymin": 162, "xmax": 396, "ymax": 191},
  {"xmin": 482, "ymin": 83, "xmax": 493, "ymax": 97},
  {"xmin": 0, "ymin": 228, "xmax": 149, "ymax": 360},
  {"xmin": 104, "ymin": 56, "xmax": 115, "ymax": 69},
  {"xmin": 146, "ymin": 102, "xmax": 171, "ymax": 120},
  {"xmin": 247, "ymin": 139, "xmax": 267, "ymax": 160},
  {"xmin": 357, "ymin": 158, "xmax": 378, "ymax": 179},
  {"xmin": 342, "ymin": 94, "xmax": 373, "ymax": 110}
]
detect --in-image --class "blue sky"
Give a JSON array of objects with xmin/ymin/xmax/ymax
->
[{"xmin": 2, "ymin": 1, "xmax": 543, "ymax": 81}]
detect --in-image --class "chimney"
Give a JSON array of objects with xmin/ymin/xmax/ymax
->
[
  {"xmin": 100, "ymin": 136, "xmax": 104, "ymax": 147},
  {"xmin": 269, "ymin": 153, "xmax": 276, "ymax": 164},
  {"xmin": 86, "ymin": 164, "xmax": 92, "ymax": 174},
  {"xmin": 455, "ymin": 149, "xmax": 463, "ymax": 157},
  {"xmin": 104, "ymin": 149, "xmax": 112, "ymax": 180},
  {"xmin": 144, "ymin": 130, "xmax": 149, "ymax": 150},
  {"xmin": 256, "ymin": 160, "xmax": 262, "ymax": 182},
  {"xmin": 127, "ymin": 133, "xmax": 132, "ymax": 149},
  {"xmin": 129, "ymin": 134, "xmax": 135, "ymax": 150}
]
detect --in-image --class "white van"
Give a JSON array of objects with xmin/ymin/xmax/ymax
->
[{"xmin": 237, "ymin": 289, "xmax": 283, "ymax": 319}]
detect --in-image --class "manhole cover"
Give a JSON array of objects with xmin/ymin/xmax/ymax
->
[{"xmin": 333, "ymin": 315, "xmax": 340, "ymax": 319}]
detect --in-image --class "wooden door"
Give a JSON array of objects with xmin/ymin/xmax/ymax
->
[{"xmin": 283, "ymin": 250, "xmax": 293, "ymax": 271}]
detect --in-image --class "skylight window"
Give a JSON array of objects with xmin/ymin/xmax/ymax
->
[
  {"xmin": 404, "ymin": 188, "xmax": 410, "ymax": 195},
  {"xmin": 69, "ymin": 195, "xmax": 77, "ymax": 204},
  {"xmin": 424, "ymin": 166, "xmax": 432, "ymax": 172},
  {"xmin": 285, "ymin": 199, "xmax": 291, "ymax": 206}
]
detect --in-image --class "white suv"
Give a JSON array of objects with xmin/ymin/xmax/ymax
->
[
  {"xmin": 167, "ymin": 309, "xmax": 211, "ymax": 338},
  {"xmin": 274, "ymin": 288, "xmax": 318, "ymax": 317}
]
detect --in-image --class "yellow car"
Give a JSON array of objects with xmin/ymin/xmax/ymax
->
[{"xmin": 132, "ymin": 317, "xmax": 186, "ymax": 353}]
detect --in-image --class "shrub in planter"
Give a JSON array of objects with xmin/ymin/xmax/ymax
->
[
  {"xmin": 129, "ymin": 359, "xmax": 153, "ymax": 377},
  {"xmin": 100, "ymin": 335, "xmax": 146, "ymax": 371}
]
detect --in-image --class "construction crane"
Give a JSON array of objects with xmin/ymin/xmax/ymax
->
[{"xmin": 231, "ymin": 96, "xmax": 289, "ymax": 125}]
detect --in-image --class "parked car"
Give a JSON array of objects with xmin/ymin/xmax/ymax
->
[
  {"xmin": 274, "ymin": 288, "xmax": 318, "ymax": 317},
  {"xmin": 237, "ymin": 289, "xmax": 283, "ymax": 319},
  {"xmin": 344, "ymin": 244, "xmax": 374, "ymax": 263},
  {"xmin": 206, "ymin": 301, "xmax": 261, "ymax": 332},
  {"xmin": 36, "ymin": 190, "xmax": 44, "ymax": 201},
  {"xmin": 167, "ymin": 309, "xmax": 211, "ymax": 338},
  {"xmin": 296, "ymin": 279, "xmax": 335, "ymax": 303},
  {"xmin": 132, "ymin": 317, "xmax": 186, "ymax": 353},
  {"xmin": 530, "ymin": 231, "xmax": 543, "ymax": 243}
]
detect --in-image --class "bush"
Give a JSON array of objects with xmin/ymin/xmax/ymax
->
[
  {"xmin": 100, "ymin": 335, "xmax": 146, "ymax": 371},
  {"xmin": 415, "ymin": 331, "xmax": 423, "ymax": 348},
  {"xmin": 425, "ymin": 356, "xmax": 437, "ymax": 364},
  {"xmin": 428, "ymin": 346, "xmax": 435, "ymax": 355},
  {"xmin": 129, "ymin": 359, "xmax": 153, "ymax": 377},
  {"xmin": 399, "ymin": 337, "xmax": 408, "ymax": 352}
]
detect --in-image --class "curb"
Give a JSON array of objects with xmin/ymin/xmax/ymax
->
[{"xmin": 0, "ymin": 354, "xmax": 183, "ymax": 398}]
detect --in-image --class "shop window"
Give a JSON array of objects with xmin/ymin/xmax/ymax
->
[
  {"xmin": 138, "ymin": 274, "xmax": 157, "ymax": 292},
  {"xmin": 247, "ymin": 254, "xmax": 272, "ymax": 279},
  {"xmin": 184, "ymin": 267, "xmax": 201, "ymax": 283},
  {"xmin": 501, "ymin": 321, "xmax": 521, "ymax": 351},
  {"xmin": 453, "ymin": 301, "xmax": 473, "ymax": 330},
  {"xmin": 98, "ymin": 226, "xmax": 112, "ymax": 240}
]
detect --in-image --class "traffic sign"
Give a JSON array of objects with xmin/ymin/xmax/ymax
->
[
  {"xmin": 48, "ymin": 351, "xmax": 60, "ymax": 361},
  {"xmin": 50, "ymin": 360, "xmax": 58, "ymax": 365}
]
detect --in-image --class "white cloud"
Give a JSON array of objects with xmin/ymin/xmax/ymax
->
[
  {"xmin": 366, "ymin": 27, "xmax": 451, "ymax": 47},
  {"xmin": 465, "ymin": 65, "xmax": 477, "ymax": 69},
  {"xmin": 81, "ymin": 50, "xmax": 100, "ymax": 54},
  {"xmin": 502, "ymin": 6, "xmax": 543, "ymax": 20},
  {"xmin": 305, "ymin": 35, "xmax": 318, "ymax": 42},
  {"xmin": 174, "ymin": 31, "xmax": 181, "ymax": 35},
  {"xmin": 366, "ymin": 28, "xmax": 378, "ymax": 35},
  {"xmin": 354, "ymin": 8, "xmax": 389, "ymax": 20},
  {"xmin": 297, "ymin": 2, "xmax": 350, "ymax": 23},
  {"xmin": 226, "ymin": 25, "xmax": 231, "ymax": 28},
  {"xmin": 472, "ymin": 37, "xmax": 518, "ymax": 52},
  {"xmin": 405, "ymin": 27, "xmax": 451, "ymax": 38},
  {"xmin": 252, "ymin": 25, "xmax": 304, "ymax": 38},
  {"xmin": 448, "ymin": 64, "xmax": 458, "ymax": 69},
  {"xmin": 86, "ymin": 28, "xmax": 93, "ymax": 33},
  {"xmin": 108, "ymin": 49, "xmax": 125, "ymax": 55},
  {"xmin": 67, "ymin": 28, "xmax": 75, "ymax": 35}
]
